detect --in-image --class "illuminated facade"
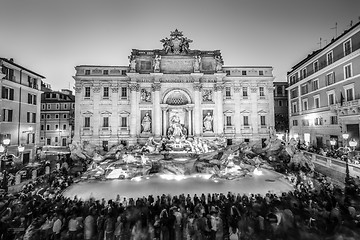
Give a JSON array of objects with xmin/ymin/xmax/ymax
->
[
  {"xmin": 287, "ymin": 21, "xmax": 360, "ymax": 149},
  {"xmin": 73, "ymin": 30, "xmax": 275, "ymax": 148},
  {"xmin": 0, "ymin": 58, "xmax": 44, "ymax": 163}
]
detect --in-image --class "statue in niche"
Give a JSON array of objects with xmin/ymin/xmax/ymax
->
[
  {"xmin": 215, "ymin": 56, "xmax": 223, "ymax": 72},
  {"xmin": 141, "ymin": 112, "xmax": 151, "ymax": 133},
  {"xmin": 202, "ymin": 89, "xmax": 212, "ymax": 102},
  {"xmin": 167, "ymin": 113, "xmax": 187, "ymax": 137},
  {"xmin": 141, "ymin": 89, "xmax": 151, "ymax": 102},
  {"xmin": 193, "ymin": 55, "xmax": 201, "ymax": 72},
  {"xmin": 203, "ymin": 112, "xmax": 213, "ymax": 132},
  {"xmin": 153, "ymin": 55, "xmax": 161, "ymax": 72}
]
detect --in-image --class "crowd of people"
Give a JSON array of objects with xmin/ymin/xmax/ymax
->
[{"xmin": 1, "ymin": 156, "xmax": 360, "ymax": 240}]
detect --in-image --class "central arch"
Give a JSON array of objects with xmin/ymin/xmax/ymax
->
[{"xmin": 162, "ymin": 88, "xmax": 192, "ymax": 105}]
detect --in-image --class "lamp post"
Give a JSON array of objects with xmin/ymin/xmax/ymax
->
[
  {"xmin": 330, "ymin": 138, "xmax": 336, "ymax": 151},
  {"xmin": 342, "ymin": 132, "xmax": 349, "ymax": 147},
  {"xmin": 0, "ymin": 138, "xmax": 11, "ymax": 172},
  {"xmin": 349, "ymin": 139, "xmax": 358, "ymax": 152},
  {"xmin": 344, "ymin": 139, "xmax": 357, "ymax": 206}
]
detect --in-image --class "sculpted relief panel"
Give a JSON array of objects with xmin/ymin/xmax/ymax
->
[{"xmin": 161, "ymin": 56, "xmax": 194, "ymax": 73}]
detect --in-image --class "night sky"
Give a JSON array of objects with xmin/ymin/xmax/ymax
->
[{"xmin": 1, "ymin": 0, "xmax": 359, "ymax": 90}]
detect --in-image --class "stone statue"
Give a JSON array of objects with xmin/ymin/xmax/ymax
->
[
  {"xmin": 215, "ymin": 56, "xmax": 223, "ymax": 72},
  {"xmin": 141, "ymin": 89, "xmax": 151, "ymax": 102},
  {"xmin": 130, "ymin": 57, "xmax": 136, "ymax": 72},
  {"xmin": 168, "ymin": 113, "xmax": 187, "ymax": 137},
  {"xmin": 141, "ymin": 112, "xmax": 151, "ymax": 133},
  {"xmin": 203, "ymin": 112, "xmax": 213, "ymax": 132},
  {"xmin": 193, "ymin": 56, "xmax": 201, "ymax": 72},
  {"xmin": 202, "ymin": 89, "xmax": 212, "ymax": 102},
  {"xmin": 153, "ymin": 55, "xmax": 161, "ymax": 72}
]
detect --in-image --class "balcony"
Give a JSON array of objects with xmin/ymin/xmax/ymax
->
[
  {"xmin": 99, "ymin": 127, "xmax": 112, "ymax": 136},
  {"xmin": 331, "ymin": 98, "xmax": 360, "ymax": 116},
  {"xmin": 118, "ymin": 127, "xmax": 130, "ymax": 135},
  {"xmin": 81, "ymin": 127, "xmax": 93, "ymax": 136},
  {"xmin": 241, "ymin": 126, "xmax": 252, "ymax": 134},
  {"xmin": 258, "ymin": 125, "xmax": 268, "ymax": 134},
  {"xmin": 224, "ymin": 125, "xmax": 235, "ymax": 134}
]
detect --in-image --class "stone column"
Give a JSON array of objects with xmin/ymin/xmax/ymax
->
[
  {"xmin": 162, "ymin": 108, "xmax": 167, "ymax": 136},
  {"xmin": 267, "ymin": 85, "xmax": 275, "ymax": 129},
  {"xmin": 152, "ymin": 82, "xmax": 161, "ymax": 138},
  {"xmin": 234, "ymin": 86, "xmax": 242, "ymax": 138},
  {"xmin": 193, "ymin": 83, "xmax": 202, "ymax": 136},
  {"xmin": 92, "ymin": 83, "xmax": 101, "ymax": 143},
  {"xmin": 111, "ymin": 83, "xmax": 119, "ymax": 141},
  {"xmin": 215, "ymin": 84, "xmax": 224, "ymax": 135},
  {"xmin": 129, "ymin": 83, "xmax": 138, "ymax": 138},
  {"xmin": 250, "ymin": 85, "xmax": 259, "ymax": 135},
  {"xmin": 188, "ymin": 109, "xmax": 193, "ymax": 136}
]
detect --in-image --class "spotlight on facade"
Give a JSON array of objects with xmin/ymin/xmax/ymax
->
[
  {"xmin": 0, "ymin": 145, "xmax": 4, "ymax": 153},
  {"xmin": 349, "ymin": 139, "xmax": 358, "ymax": 151},
  {"xmin": 3, "ymin": 138, "xmax": 11, "ymax": 146},
  {"xmin": 330, "ymin": 139, "xmax": 337, "ymax": 149},
  {"xmin": 18, "ymin": 145, "xmax": 25, "ymax": 153}
]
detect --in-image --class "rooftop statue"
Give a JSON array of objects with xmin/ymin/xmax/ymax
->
[{"xmin": 160, "ymin": 29, "xmax": 193, "ymax": 54}]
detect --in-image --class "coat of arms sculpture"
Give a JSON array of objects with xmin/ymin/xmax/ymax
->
[{"xmin": 160, "ymin": 29, "xmax": 193, "ymax": 54}]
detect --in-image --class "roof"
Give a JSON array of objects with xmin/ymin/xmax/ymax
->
[
  {"xmin": 288, "ymin": 20, "xmax": 360, "ymax": 74},
  {"xmin": 0, "ymin": 58, "xmax": 46, "ymax": 78}
]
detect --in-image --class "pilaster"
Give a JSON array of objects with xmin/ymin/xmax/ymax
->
[
  {"xmin": 250, "ymin": 84, "xmax": 258, "ymax": 134},
  {"xmin": 234, "ymin": 86, "xmax": 242, "ymax": 137},
  {"xmin": 191, "ymin": 73, "xmax": 204, "ymax": 136}
]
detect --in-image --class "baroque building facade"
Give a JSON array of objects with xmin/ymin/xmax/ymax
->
[
  {"xmin": 0, "ymin": 58, "xmax": 44, "ymax": 164},
  {"xmin": 273, "ymin": 81, "xmax": 289, "ymax": 137},
  {"xmin": 73, "ymin": 30, "xmax": 275, "ymax": 149},
  {"xmin": 40, "ymin": 89, "xmax": 75, "ymax": 147},
  {"xmin": 287, "ymin": 21, "xmax": 360, "ymax": 149}
]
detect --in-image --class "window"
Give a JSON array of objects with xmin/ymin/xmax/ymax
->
[
  {"xmin": 243, "ymin": 116, "xmax": 249, "ymax": 126},
  {"xmin": 330, "ymin": 116, "xmax": 338, "ymax": 125},
  {"xmin": 225, "ymin": 70, "xmax": 230, "ymax": 76},
  {"xmin": 121, "ymin": 70, "xmax": 127, "ymax": 75},
  {"xmin": 103, "ymin": 117, "xmax": 109, "ymax": 127},
  {"xmin": 278, "ymin": 100, "xmax": 283, "ymax": 107},
  {"xmin": 313, "ymin": 61, "xmax": 319, "ymax": 72},
  {"xmin": 41, "ymin": 125, "xmax": 44, "ymax": 130},
  {"xmin": 42, "ymin": 104, "xmax": 45, "ymax": 110},
  {"xmin": 225, "ymin": 87, "xmax": 231, "ymax": 99},
  {"xmin": 259, "ymin": 87, "xmax": 265, "ymax": 97},
  {"xmin": 41, "ymin": 114, "xmax": 44, "ymax": 119},
  {"xmin": 84, "ymin": 117, "xmax": 90, "ymax": 128},
  {"xmin": 46, "ymin": 114, "xmax": 50, "ymax": 119},
  {"xmin": 259, "ymin": 70, "xmax": 263, "ymax": 76},
  {"xmin": 28, "ymin": 93, "xmax": 37, "ymax": 104},
  {"xmin": 290, "ymin": 89, "xmax": 298, "ymax": 99},
  {"xmin": 312, "ymin": 79, "xmax": 319, "ymax": 90},
  {"xmin": 27, "ymin": 133, "xmax": 35, "ymax": 144},
  {"xmin": 344, "ymin": 64, "xmax": 352, "ymax": 79},
  {"xmin": 293, "ymin": 120, "xmax": 298, "ymax": 126},
  {"xmin": 121, "ymin": 87, "xmax": 127, "ymax": 98},
  {"xmin": 260, "ymin": 116, "xmax": 266, "ymax": 126},
  {"xmin": 103, "ymin": 86, "xmax": 109, "ymax": 98},
  {"xmin": 1, "ymin": 87, "xmax": 14, "ymax": 100},
  {"xmin": 52, "ymin": 93, "xmax": 57, "ymax": 98},
  {"xmin": 85, "ymin": 69, "xmax": 90, "ymax": 75},
  {"xmin": 301, "ymin": 84, "xmax": 308, "ymax": 95},
  {"xmin": 55, "ymin": 137, "xmax": 58, "ymax": 142},
  {"xmin": 47, "ymin": 104, "xmax": 51, "ymax": 110},
  {"xmin": 244, "ymin": 138, "xmax": 250, "ymax": 143},
  {"xmin": 344, "ymin": 39, "xmax": 352, "ymax": 56},
  {"xmin": 63, "ymin": 114, "xmax": 67, "ymax": 119},
  {"xmin": 314, "ymin": 95, "xmax": 320, "ymax": 108},
  {"xmin": 327, "ymin": 51, "xmax": 333, "ymax": 65},
  {"xmin": 226, "ymin": 116, "xmax": 231, "ymax": 126},
  {"xmin": 46, "ymin": 125, "xmax": 50, "ymax": 130},
  {"xmin": 302, "ymin": 119, "xmax": 309, "ymax": 126},
  {"xmin": 103, "ymin": 70, "xmax": 108, "ymax": 75},
  {"xmin": 292, "ymin": 102, "xmax": 298, "ymax": 113},
  {"xmin": 56, "ymin": 103, "xmax": 59, "ymax": 110},
  {"xmin": 55, "ymin": 114, "xmax": 59, "ymax": 119},
  {"xmin": 84, "ymin": 87, "xmax": 91, "ymax": 98},
  {"xmin": 55, "ymin": 124, "xmax": 59, "ymax": 130},
  {"xmin": 314, "ymin": 117, "xmax": 323, "ymax": 126},
  {"xmin": 2, "ymin": 109, "xmax": 13, "ymax": 122},
  {"xmin": 302, "ymin": 99, "xmax": 308, "ymax": 111},
  {"xmin": 328, "ymin": 92, "xmax": 335, "ymax": 105},
  {"xmin": 121, "ymin": 117, "xmax": 127, "ymax": 127},
  {"xmin": 276, "ymin": 86, "xmax": 283, "ymax": 95},
  {"xmin": 32, "ymin": 113, "xmax": 36, "ymax": 123},
  {"xmin": 301, "ymin": 68, "xmax": 307, "ymax": 79},
  {"xmin": 46, "ymin": 138, "xmax": 51, "ymax": 145},
  {"xmin": 344, "ymin": 84, "xmax": 355, "ymax": 102},
  {"xmin": 242, "ymin": 87, "xmax": 248, "ymax": 97},
  {"xmin": 27, "ymin": 112, "xmax": 31, "ymax": 123},
  {"xmin": 64, "ymin": 103, "xmax": 67, "ymax": 109},
  {"xmin": 326, "ymin": 72, "xmax": 335, "ymax": 85},
  {"xmin": 242, "ymin": 70, "xmax": 247, "ymax": 75},
  {"xmin": 63, "ymin": 124, "xmax": 67, "ymax": 130}
]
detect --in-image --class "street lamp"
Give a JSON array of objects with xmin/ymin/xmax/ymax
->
[
  {"xmin": 342, "ymin": 132, "xmax": 349, "ymax": 147},
  {"xmin": 349, "ymin": 139, "xmax": 358, "ymax": 151},
  {"xmin": 0, "ymin": 138, "xmax": 11, "ymax": 172},
  {"xmin": 330, "ymin": 138, "xmax": 336, "ymax": 150}
]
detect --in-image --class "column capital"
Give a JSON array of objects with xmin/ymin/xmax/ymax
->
[
  {"xmin": 214, "ymin": 83, "xmax": 225, "ymax": 92},
  {"xmin": 151, "ymin": 83, "xmax": 161, "ymax": 92},
  {"xmin": 234, "ymin": 86, "xmax": 242, "ymax": 93},
  {"xmin": 193, "ymin": 83, "xmax": 202, "ymax": 91},
  {"xmin": 74, "ymin": 87, "xmax": 82, "ymax": 93},
  {"xmin": 129, "ymin": 83, "xmax": 139, "ymax": 92}
]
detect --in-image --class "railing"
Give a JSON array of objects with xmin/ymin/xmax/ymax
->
[{"xmin": 304, "ymin": 151, "xmax": 360, "ymax": 178}]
